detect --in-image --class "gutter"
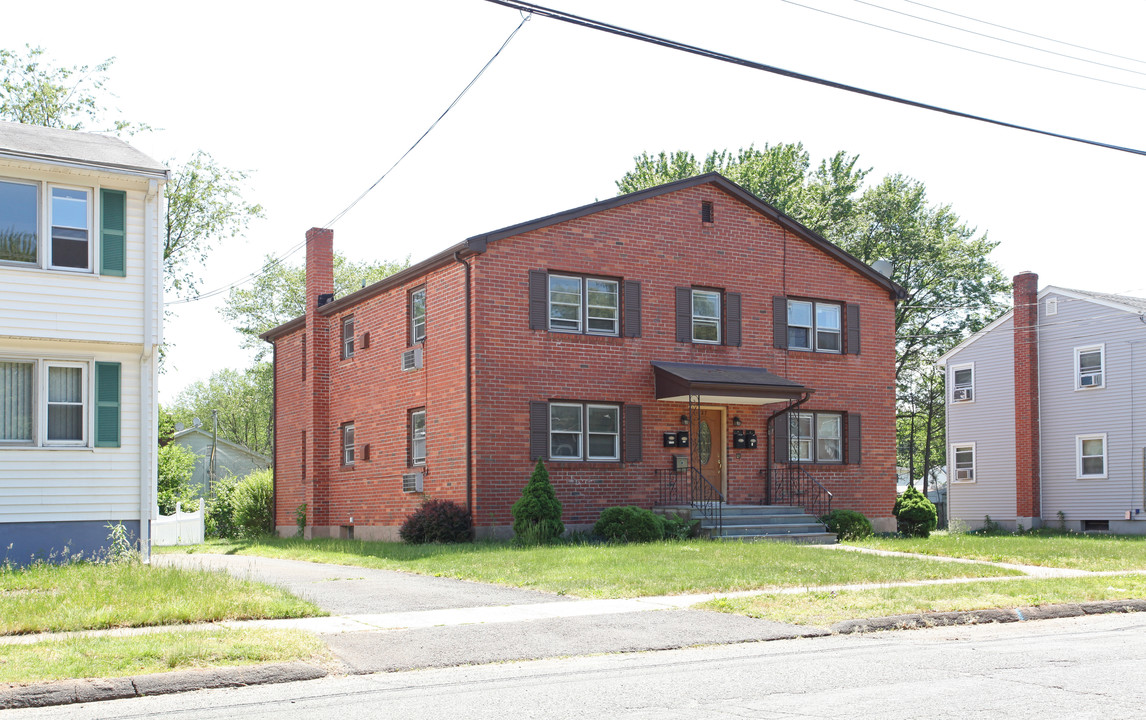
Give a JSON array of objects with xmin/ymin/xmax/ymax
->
[{"xmin": 0, "ymin": 150, "xmax": 170, "ymax": 179}]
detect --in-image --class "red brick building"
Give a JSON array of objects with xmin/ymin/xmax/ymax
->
[{"xmin": 262, "ymin": 174, "xmax": 904, "ymax": 539}]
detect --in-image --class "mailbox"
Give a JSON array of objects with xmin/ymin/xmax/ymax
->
[
  {"xmin": 676, "ymin": 431, "xmax": 690, "ymax": 448},
  {"xmin": 732, "ymin": 430, "xmax": 746, "ymax": 449},
  {"xmin": 662, "ymin": 432, "xmax": 677, "ymax": 448},
  {"xmin": 745, "ymin": 430, "xmax": 758, "ymax": 449}
]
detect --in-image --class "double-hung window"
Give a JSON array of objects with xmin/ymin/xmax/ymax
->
[
  {"xmin": 789, "ymin": 412, "xmax": 843, "ymax": 463},
  {"xmin": 549, "ymin": 402, "xmax": 620, "ymax": 461},
  {"xmin": 410, "ymin": 409, "xmax": 426, "ymax": 466},
  {"xmin": 341, "ymin": 316, "xmax": 355, "ymax": 359},
  {"xmin": 0, "ymin": 180, "xmax": 39, "ymax": 265},
  {"xmin": 0, "ymin": 360, "xmax": 35, "ymax": 444},
  {"xmin": 951, "ymin": 364, "xmax": 974, "ymax": 402},
  {"xmin": 0, "ymin": 178, "xmax": 124, "ymax": 273},
  {"xmin": 50, "ymin": 187, "xmax": 91, "ymax": 270},
  {"xmin": 341, "ymin": 422, "xmax": 355, "ymax": 466},
  {"xmin": 788, "ymin": 300, "xmax": 841, "ymax": 352},
  {"xmin": 1077, "ymin": 434, "xmax": 1106, "ymax": 478},
  {"xmin": 952, "ymin": 444, "xmax": 975, "ymax": 482},
  {"xmin": 1076, "ymin": 345, "xmax": 1104, "ymax": 389},
  {"xmin": 548, "ymin": 274, "xmax": 618, "ymax": 335},
  {"xmin": 46, "ymin": 363, "xmax": 85, "ymax": 444},
  {"xmin": 410, "ymin": 287, "xmax": 426, "ymax": 344},
  {"xmin": 691, "ymin": 289, "xmax": 721, "ymax": 343},
  {"xmin": 0, "ymin": 358, "xmax": 119, "ymax": 448}
]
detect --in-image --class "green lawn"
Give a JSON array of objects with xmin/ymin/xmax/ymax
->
[
  {"xmin": 159, "ymin": 537, "xmax": 1020, "ymax": 598},
  {"xmin": 848, "ymin": 531, "xmax": 1146, "ymax": 571},
  {"xmin": 700, "ymin": 574, "xmax": 1146, "ymax": 626},
  {"xmin": 0, "ymin": 628, "xmax": 328, "ymax": 685},
  {"xmin": 0, "ymin": 562, "xmax": 324, "ymax": 635}
]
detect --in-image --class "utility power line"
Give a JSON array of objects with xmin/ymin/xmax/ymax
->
[{"xmin": 484, "ymin": 0, "xmax": 1146, "ymax": 157}]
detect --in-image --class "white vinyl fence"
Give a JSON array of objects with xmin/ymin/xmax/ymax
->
[{"xmin": 151, "ymin": 498, "xmax": 205, "ymax": 546}]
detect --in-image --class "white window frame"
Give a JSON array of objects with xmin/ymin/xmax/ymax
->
[
  {"xmin": 47, "ymin": 184, "xmax": 93, "ymax": 273},
  {"xmin": 691, "ymin": 288, "xmax": 721, "ymax": 344},
  {"xmin": 341, "ymin": 422, "xmax": 355, "ymax": 466},
  {"xmin": 341, "ymin": 316, "xmax": 355, "ymax": 359},
  {"xmin": 0, "ymin": 357, "xmax": 37, "ymax": 446},
  {"xmin": 410, "ymin": 287, "xmax": 426, "ymax": 344},
  {"xmin": 789, "ymin": 411, "xmax": 843, "ymax": 464},
  {"xmin": 951, "ymin": 443, "xmax": 976, "ymax": 483},
  {"xmin": 548, "ymin": 274, "xmax": 583, "ymax": 333},
  {"xmin": 43, "ymin": 361, "xmax": 87, "ymax": 446},
  {"xmin": 549, "ymin": 402, "xmax": 584, "ymax": 461},
  {"xmin": 585, "ymin": 278, "xmax": 619, "ymax": 336},
  {"xmin": 951, "ymin": 363, "xmax": 975, "ymax": 403},
  {"xmin": 0, "ymin": 178, "xmax": 40, "ymax": 267},
  {"xmin": 1076, "ymin": 434, "xmax": 1107, "ymax": 479},
  {"xmin": 0, "ymin": 357, "xmax": 98, "ymax": 449},
  {"xmin": 548, "ymin": 274, "xmax": 619, "ymax": 336},
  {"xmin": 1075, "ymin": 344, "xmax": 1104, "ymax": 390},
  {"xmin": 410, "ymin": 409, "xmax": 426, "ymax": 466},
  {"xmin": 586, "ymin": 403, "xmax": 620, "ymax": 461},
  {"xmin": 788, "ymin": 299, "xmax": 842, "ymax": 353}
]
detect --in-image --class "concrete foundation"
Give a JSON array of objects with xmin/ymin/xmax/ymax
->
[{"xmin": 2, "ymin": 520, "xmax": 141, "ymax": 566}]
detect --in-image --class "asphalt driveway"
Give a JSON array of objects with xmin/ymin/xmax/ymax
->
[{"xmin": 153, "ymin": 553, "xmax": 565, "ymax": 615}]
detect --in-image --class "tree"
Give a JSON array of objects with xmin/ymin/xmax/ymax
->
[
  {"xmin": 512, "ymin": 460, "xmax": 564, "ymax": 543},
  {"xmin": 168, "ymin": 363, "xmax": 274, "ymax": 456},
  {"xmin": 220, "ymin": 252, "xmax": 410, "ymax": 357},
  {"xmin": 157, "ymin": 443, "xmax": 197, "ymax": 515}
]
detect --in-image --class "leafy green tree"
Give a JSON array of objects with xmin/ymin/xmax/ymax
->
[
  {"xmin": 893, "ymin": 484, "xmax": 938, "ymax": 538},
  {"xmin": 157, "ymin": 443, "xmax": 197, "ymax": 515},
  {"xmin": 233, "ymin": 468, "xmax": 274, "ymax": 538},
  {"xmin": 512, "ymin": 460, "xmax": 564, "ymax": 543},
  {"xmin": 168, "ymin": 363, "xmax": 273, "ymax": 456},
  {"xmin": 220, "ymin": 252, "xmax": 409, "ymax": 357}
]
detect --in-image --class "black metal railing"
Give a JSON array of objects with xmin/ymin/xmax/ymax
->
[
  {"xmin": 655, "ymin": 467, "xmax": 723, "ymax": 536},
  {"xmin": 761, "ymin": 464, "xmax": 833, "ymax": 519}
]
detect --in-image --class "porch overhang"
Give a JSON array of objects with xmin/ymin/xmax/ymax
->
[{"xmin": 651, "ymin": 361, "xmax": 813, "ymax": 406}]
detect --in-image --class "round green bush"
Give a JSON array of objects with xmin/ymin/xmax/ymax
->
[
  {"xmin": 820, "ymin": 509, "xmax": 873, "ymax": 540},
  {"xmin": 893, "ymin": 485, "xmax": 938, "ymax": 538},
  {"xmin": 399, "ymin": 499, "xmax": 472, "ymax": 544},
  {"xmin": 233, "ymin": 469, "xmax": 274, "ymax": 538},
  {"xmin": 593, "ymin": 506, "xmax": 664, "ymax": 543},
  {"xmin": 512, "ymin": 460, "xmax": 565, "ymax": 543}
]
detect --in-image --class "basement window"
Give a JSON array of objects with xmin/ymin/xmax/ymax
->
[{"xmin": 701, "ymin": 201, "xmax": 714, "ymax": 223}]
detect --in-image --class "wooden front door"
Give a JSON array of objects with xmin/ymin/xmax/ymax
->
[{"xmin": 692, "ymin": 408, "xmax": 725, "ymax": 496}]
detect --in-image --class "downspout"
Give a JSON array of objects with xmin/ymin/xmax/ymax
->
[
  {"xmin": 139, "ymin": 178, "xmax": 160, "ymax": 561},
  {"xmin": 270, "ymin": 341, "xmax": 277, "ymax": 535},
  {"xmin": 453, "ymin": 252, "xmax": 473, "ymax": 515}
]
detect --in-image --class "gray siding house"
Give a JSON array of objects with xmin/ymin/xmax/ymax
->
[
  {"xmin": 940, "ymin": 272, "xmax": 1146, "ymax": 533},
  {"xmin": 171, "ymin": 427, "xmax": 270, "ymax": 495}
]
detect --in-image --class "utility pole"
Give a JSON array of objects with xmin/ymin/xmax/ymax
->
[{"xmin": 211, "ymin": 409, "xmax": 219, "ymax": 491}]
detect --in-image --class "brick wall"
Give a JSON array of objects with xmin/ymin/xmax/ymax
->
[{"xmin": 1013, "ymin": 271, "xmax": 1040, "ymax": 520}]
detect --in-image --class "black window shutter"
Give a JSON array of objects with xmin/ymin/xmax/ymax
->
[
  {"xmin": 725, "ymin": 292, "xmax": 741, "ymax": 347},
  {"xmin": 847, "ymin": 303, "xmax": 861, "ymax": 355},
  {"xmin": 847, "ymin": 413, "xmax": 862, "ymax": 464},
  {"xmin": 623, "ymin": 280, "xmax": 642, "ymax": 338},
  {"xmin": 530, "ymin": 401, "xmax": 549, "ymax": 460},
  {"xmin": 624, "ymin": 404, "xmax": 642, "ymax": 462},
  {"xmin": 529, "ymin": 270, "xmax": 548, "ymax": 330},
  {"xmin": 675, "ymin": 287, "xmax": 691, "ymax": 342},
  {"xmin": 773, "ymin": 412, "xmax": 789, "ymax": 462},
  {"xmin": 772, "ymin": 296, "xmax": 788, "ymax": 349}
]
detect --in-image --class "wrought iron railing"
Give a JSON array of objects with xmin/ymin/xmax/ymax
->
[
  {"xmin": 761, "ymin": 464, "xmax": 833, "ymax": 519},
  {"xmin": 655, "ymin": 467, "xmax": 723, "ymax": 536}
]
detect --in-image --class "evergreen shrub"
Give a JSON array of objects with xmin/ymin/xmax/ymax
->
[
  {"xmin": 512, "ymin": 460, "xmax": 565, "ymax": 543},
  {"xmin": 399, "ymin": 499, "xmax": 473, "ymax": 544}
]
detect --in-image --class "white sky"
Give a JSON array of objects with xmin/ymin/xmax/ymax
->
[{"xmin": 4, "ymin": 0, "xmax": 1144, "ymax": 403}]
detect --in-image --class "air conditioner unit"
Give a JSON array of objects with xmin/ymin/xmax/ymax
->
[
  {"xmin": 401, "ymin": 347, "xmax": 424, "ymax": 371},
  {"xmin": 1080, "ymin": 373, "xmax": 1100, "ymax": 387},
  {"xmin": 402, "ymin": 472, "xmax": 424, "ymax": 493},
  {"xmin": 953, "ymin": 388, "xmax": 972, "ymax": 402},
  {"xmin": 956, "ymin": 469, "xmax": 973, "ymax": 481}
]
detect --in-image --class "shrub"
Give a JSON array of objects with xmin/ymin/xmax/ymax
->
[
  {"xmin": 157, "ymin": 443, "xmax": 197, "ymax": 515},
  {"xmin": 594, "ymin": 506, "xmax": 663, "ymax": 543},
  {"xmin": 205, "ymin": 474, "xmax": 241, "ymax": 539},
  {"xmin": 659, "ymin": 512, "xmax": 699, "ymax": 540},
  {"xmin": 233, "ymin": 469, "xmax": 274, "ymax": 538},
  {"xmin": 512, "ymin": 460, "xmax": 564, "ymax": 543},
  {"xmin": 820, "ymin": 509, "xmax": 873, "ymax": 541},
  {"xmin": 399, "ymin": 499, "xmax": 473, "ymax": 544},
  {"xmin": 893, "ymin": 485, "xmax": 938, "ymax": 538},
  {"xmin": 295, "ymin": 503, "xmax": 307, "ymax": 538}
]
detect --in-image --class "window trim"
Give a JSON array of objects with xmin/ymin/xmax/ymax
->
[
  {"xmin": 47, "ymin": 183, "xmax": 93, "ymax": 273},
  {"xmin": 410, "ymin": 286, "xmax": 427, "ymax": 345},
  {"xmin": 789, "ymin": 411, "xmax": 844, "ymax": 464},
  {"xmin": 586, "ymin": 403, "xmax": 620, "ymax": 461},
  {"xmin": 0, "ymin": 177, "xmax": 40, "ymax": 267},
  {"xmin": 1075, "ymin": 344, "xmax": 1105, "ymax": 390},
  {"xmin": 1076, "ymin": 433, "xmax": 1107, "ymax": 479},
  {"xmin": 548, "ymin": 401, "xmax": 622, "ymax": 463},
  {"xmin": 951, "ymin": 362, "xmax": 975, "ymax": 403},
  {"xmin": 44, "ymin": 361, "xmax": 87, "ymax": 446},
  {"xmin": 341, "ymin": 422, "xmax": 355, "ymax": 466},
  {"xmin": 547, "ymin": 273, "xmax": 620, "ymax": 337},
  {"xmin": 341, "ymin": 316, "xmax": 355, "ymax": 359},
  {"xmin": 409, "ymin": 408, "xmax": 427, "ymax": 466},
  {"xmin": 787, "ymin": 298, "xmax": 842, "ymax": 353},
  {"xmin": 0, "ymin": 357, "xmax": 99, "ymax": 449},
  {"xmin": 951, "ymin": 442, "xmax": 976, "ymax": 483},
  {"xmin": 691, "ymin": 288, "xmax": 722, "ymax": 344}
]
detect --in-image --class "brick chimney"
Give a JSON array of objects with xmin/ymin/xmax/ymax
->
[
  {"xmin": 305, "ymin": 228, "xmax": 334, "ymax": 536},
  {"xmin": 1013, "ymin": 271, "xmax": 1040, "ymax": 527}
]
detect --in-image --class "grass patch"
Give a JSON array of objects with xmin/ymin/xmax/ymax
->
[
  {"xmin": 700, "ymin": 574, "xmax": 1146, "ymax": 626},
  {"xmin": 159, "ymin": 537, "xmax": 1020, "ymax": 598},
  {"xmin": 849, "ymin": 531, "xmax": 1146, "ymax": 571},
  {"xmin": 0, "ymin": 562, "xmax": 324, "ymax": 636},
  {"xmin": 0, "ymin": 628, "xmax": 327, "ymax": 685}
]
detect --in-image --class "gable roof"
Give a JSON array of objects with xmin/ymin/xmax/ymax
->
[
  {"xmin": 171, "ymin": 427, "xmax": 270, "ymax": 462},
  {"xmin": 0, "ymin": 120, "xmax": 168, "ymax": 177},
  {"xmin": 263, "ymin": 173, "xmax": 904, "ymax": 341}
]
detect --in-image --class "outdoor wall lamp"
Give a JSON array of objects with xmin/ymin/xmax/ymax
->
[
  {"xmin": 732, "ymin": 416, "xmax": 742, "ymax": 426},
  {"xmin": 679, "ymin": 414, "xmax": 689, "ymax": 425}
]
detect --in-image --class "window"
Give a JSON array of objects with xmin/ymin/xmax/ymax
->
[
  {"xmin": 789, "ymin": 412, "xmax": 843, "ymax": 463},
  {"xmin": 410, "ymin": 287, "xmax": 426, "ymax": 344},
  {"xmin": 46, "ymin": 364, "xmax": 85, "ymax": 443},
  {"xmin": 0, "ymin": 180, "xmax": 38, "ymax": 265},
  {"xmin": 341, "ymin": 316, "xmax": 355, "ymax": 359},
  {"xmin": 410, "ymin": 409, "xmax": 426, "ymax": 466},
  {"xmin": 0, "ymin": 358, "xmax": 118, "ymax": 448},
  {"xmin": 691, "ymin": 289, "xmax": 721, "ymax": 343},
  {"xmin": 1077, "ymin": 434, "xmax": 1107, "ymax": 478},
  {"xmin": 788, "ymin": 300, "xmax": 841, "ymax": 352},
  {"xmin": 341, "ymin": 423, "xmax": 355, "ymax": 466},
  {"xmin": 50, "ymin": 186, "xmax": 90, "ymax": 270},
  {"xmin": 549, "ymin": 402, "xmax": 620, "ymax": 461},
  {"xmin": 548, "ymin": 274, "xmax": 618, "ymax": 335},
  {"xmin": 1076, "ymin": 345, "xmax": 1104, "ymax": 389},
  {"xmin": 951, "ymin": 364, "xmax": 974, "ymax": 402},
  {"xmin": 0, "ymin": 360, "xmax": 34, "ymax": 443},
  {"xmin": 952, "ymin": 444, "xmax": 975, "ymax": 482}
]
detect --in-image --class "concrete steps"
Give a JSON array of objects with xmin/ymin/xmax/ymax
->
[{"xmin": 658, "ymin": 504, "xmax": 837, "ymax": 544}]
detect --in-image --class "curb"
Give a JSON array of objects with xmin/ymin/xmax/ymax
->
[
  {"xmin": 0, "ymin": 661, "xmax": 327, "ymax": 710},
  {"xmin": 830, "ymin": 598, "xmax": 1146, "ymax": 634}
]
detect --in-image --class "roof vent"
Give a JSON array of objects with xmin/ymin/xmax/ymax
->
[
  {"xmin": 317, "ymin": 293, "xmax": 335, "ymax": 308},
  {"xmin": 701, "ymin": 201, "xmax": 714, "ymax": 224}
]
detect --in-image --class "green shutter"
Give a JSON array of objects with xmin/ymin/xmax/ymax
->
[
  {"xmin": 100, "ymin": 189, "xmax": 126, "ymax": 277},
  {"xmin": 94, "ymin": 362, "xmax": 121, "ymax": 448}
]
